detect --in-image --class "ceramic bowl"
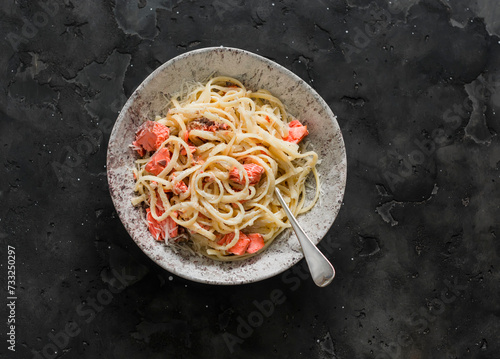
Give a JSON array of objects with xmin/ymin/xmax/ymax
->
[{"xmin": 107, "ymin": 47, "xmax": 346, "ymax": 285}]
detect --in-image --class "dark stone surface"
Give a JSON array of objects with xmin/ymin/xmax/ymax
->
[{"xmin": 1, "ymin": 1, "xmax": 499, "ymax": 358}]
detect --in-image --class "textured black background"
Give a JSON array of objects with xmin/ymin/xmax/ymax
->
[{"xmin": 1, "ymin": 1, "xmax": 500, "ymax": 358}]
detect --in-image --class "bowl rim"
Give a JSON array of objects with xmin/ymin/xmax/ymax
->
[{"xmin": 107, "ymin": 46, "xmax": 347, "ymax": 285}]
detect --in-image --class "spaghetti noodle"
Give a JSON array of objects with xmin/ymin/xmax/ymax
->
[{"xmin": 131, "ymin": 76, "xmax": 320, "ymax": 261}]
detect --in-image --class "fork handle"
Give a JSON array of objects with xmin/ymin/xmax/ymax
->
[{"xmin": 275, "ymin": 188, "xmax": 335, "ymax": 287}]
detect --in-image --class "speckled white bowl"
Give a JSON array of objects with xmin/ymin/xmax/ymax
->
[{"xmin": 107, "ymin": 47, "xmax": 346, "ymax": 285}]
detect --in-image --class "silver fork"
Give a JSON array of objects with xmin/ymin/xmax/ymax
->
[{"xmin": 274, "ymin": 188, "xmax": 335, "ymax": 287}]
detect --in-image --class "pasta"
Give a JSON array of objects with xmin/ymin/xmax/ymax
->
[{"xmin": 131, "ymin": 76, "xmax": 320, "ymax": 261}]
